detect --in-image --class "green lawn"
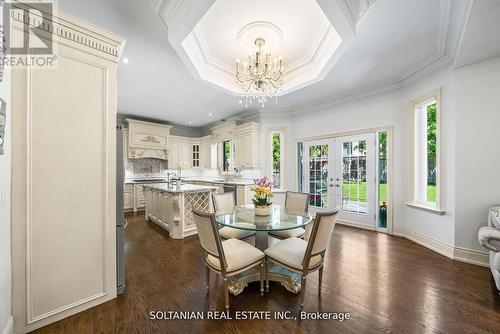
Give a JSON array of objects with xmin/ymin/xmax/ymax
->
[{"xmin": 342, "ymin": 182, "xmax": 436, "ymax": 203}]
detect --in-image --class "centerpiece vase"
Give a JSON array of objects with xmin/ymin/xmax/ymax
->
[{"xmin": 254, "ymin": 205, "xmax": 271, "ymax": 216}]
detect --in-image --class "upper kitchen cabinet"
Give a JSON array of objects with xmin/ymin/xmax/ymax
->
[
  {"xmin": 169, "ymin": 135, "xmax": 214, "ymax": 170},
  {"xmin": 127, "ymin": 119, "xmax": 171, "ymax": 159},
  {"xmin": 199, "ymin": 136, "xmax": 215, "ymax": 169},
  {"xmin": 233, "ymin": 122, "xmax": 261, "ymax": 169},
  {"xmin": 168, "ymin": 136, "xmax": 192, "ymax": 169}
]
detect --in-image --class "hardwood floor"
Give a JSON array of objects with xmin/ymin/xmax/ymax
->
[{"xmin": 32, "ymin": 212, "xmax": 500, "ymax": 334}]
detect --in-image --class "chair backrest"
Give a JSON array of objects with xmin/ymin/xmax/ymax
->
[
  {"xmin": 285, "ymin": 191, "xmax": 310, "ymax": 215},
  {"xmin": 303, "ymin": 208, "xmax": 340, "ymax": 270},
  {"xmin": 212, "ymin": 192, "xmax": 236, "ymax": 215},
  {"xmin": 192, "ymin": 209, "xmax": 227, "ymax": 272}
]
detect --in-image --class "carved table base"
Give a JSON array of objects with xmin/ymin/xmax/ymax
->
[{"xmin": 228, "ymin": 264, "xmax": 301, "ymax": 296}]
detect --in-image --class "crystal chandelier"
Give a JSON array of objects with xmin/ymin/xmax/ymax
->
[{"xmin": 235, "ymin": 38, "xmax": 283, "ymax": 108}]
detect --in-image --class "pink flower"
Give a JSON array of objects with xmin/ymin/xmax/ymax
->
[{"xmin": 254, "ymin": 176, "xmax": 272, "ymax": 188}]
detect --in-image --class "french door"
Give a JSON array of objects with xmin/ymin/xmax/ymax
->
[{"xmin": 303, "ymin": 133, "xmax": 377, "ymax": 229}]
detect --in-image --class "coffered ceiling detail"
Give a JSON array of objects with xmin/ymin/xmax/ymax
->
[{"xmin": 152, "ymin": 0, "xmax": 377, "ymax": 95}]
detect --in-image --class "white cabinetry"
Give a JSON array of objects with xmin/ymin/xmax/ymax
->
[
  {"xmin": 124, "ymin": 184, "xmax": 133, "ymax": 210},
  {"xmin": 169, "ymin": 135, "xmax": 213, "ymax": 170},
  {"xmin": 134, "ymin": 184, "xmax": 146, "ymax": 212},
  {"xmin": 11, "ymin": 7, "xmax": 125, "ymax": 332},
  {"xmin": 233, "ymin": 122, "xmax": 261, "ymax": 169},
  {"xmin": 199, "ymin": 136, "xmax": 213, "ymax": 169},
  {"xmin": 127, "ymin": 120, "xmax": 171, "ymax": 159},
  {"xmin": 168, "ymin": 136, "xmax": 192, "ymax": 169}
]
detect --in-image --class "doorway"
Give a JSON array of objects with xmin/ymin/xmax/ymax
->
[{"xmin": 302, "ymin": 131, "xmax": 390, "ymax": 232}]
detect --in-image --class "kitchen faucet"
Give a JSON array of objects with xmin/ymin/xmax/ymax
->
[{"xmin": 166, "ymin": 172, "xmax": 177, "ymax": 185}]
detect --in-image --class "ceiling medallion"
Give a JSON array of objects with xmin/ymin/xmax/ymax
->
[{"xmin": 235, "ymin": 22, "xmax": 284, "ymax": 108}]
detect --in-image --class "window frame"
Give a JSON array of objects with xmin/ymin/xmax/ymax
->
[
  {"xmin": 270, "ymin": 131, "xmax": 285, "ymax": 189},
  {"xmin": 408, "ymin": 88, "xmax": 444, "ymax": 214}
]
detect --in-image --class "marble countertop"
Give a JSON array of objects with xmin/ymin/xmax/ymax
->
[
  {"xmin": 184, "ymin": 178, "xmax": 255, "ymax": 186},
  {"xmin": 143, "ymin": 183, "xmax": 217, "ymax": 193}
]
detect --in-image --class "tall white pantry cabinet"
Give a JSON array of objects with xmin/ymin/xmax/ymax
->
[{"xmin": 11, "ymin": 7, "xmax": 125, "ymax": 333}]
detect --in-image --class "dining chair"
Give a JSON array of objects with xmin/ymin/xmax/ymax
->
[
  {"xmin": 212, "ymin": 192, "xmax": 256, "ymax": 240},
  {"xmin": 270, "ymin": 191, "xmax": 310, "ymax": 239},
  {"xmin": 192, "ymin": 209, "xmax": 265, "ymax": 309},
  {"xmin": 264, "ymin": 208, "xmax": 340, "ymax": 309}
]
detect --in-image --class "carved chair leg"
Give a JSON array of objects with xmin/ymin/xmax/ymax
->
[
  {"xmin": 318, "ymin": 266, "xmax": 323, "ymax": 294},
  {"xmin": 260, "ymin": 260, "xmax": 265, "ymax": 296},
  {"xmin": 223, "ymin": 277, "xmax": 229, "ymax": 309},
  {"xmin": 300, "ymin": 275, "xmax": 307, "ymax": 309},
  {"xmin": 205, "ymin": 265, "xmax": 210, "ymax": 294},
  {"xmin": 265, "ymin": 260, "xmax": 270, "ymax": 292}
]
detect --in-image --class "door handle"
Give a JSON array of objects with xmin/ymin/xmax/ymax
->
[{"xmin": 330, "ymin": 184, "xmax": 340, "ymax": 188}]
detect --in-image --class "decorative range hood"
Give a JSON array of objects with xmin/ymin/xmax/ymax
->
[{"xmin": 127, "ymin": 119, "xmax": 171, "ymax": 160}]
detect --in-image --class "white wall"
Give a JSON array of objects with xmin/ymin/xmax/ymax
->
[
  {"xmin": 0, "ymin": 68, "xmax": 13, "ymax": 334},
  {"xmin": 273, "ymin": 58, "xmax": 499, "ymax": 264},
  {"xmin": 288, "ymin": 89, "xmax": 406, "ymax": 232},
  {"xmin": 454, "ymin": 57, "xmax": 500, "ymax": 252},
  {"xmin": 400, "ymin": 67, "xmax": 456, "ymax": 247}
]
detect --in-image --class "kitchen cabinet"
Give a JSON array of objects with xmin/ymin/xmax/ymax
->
[
  {"xmin": 199, "ymin": 136, "xmax": 213, "ymax": 169},
  {"xmin": 233, "ymin": 122, "xmax": 261, "ymax": 169},
  {"xmin": 124, "ymin": 184, "xmax": 133, "ymax": 210},
  {"xmin": 134, "ymin": 184, "xmax": 146, "ymax": 212},
  {"xmin": 169, "ymin": 135, "xmax": 213, "ymax": 170},
  {"xmin": 168, "ymin": 136, "xmax": 192, "ymax": 169}
]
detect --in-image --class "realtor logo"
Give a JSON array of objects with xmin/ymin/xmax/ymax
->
[{"xmin": 1, "ymin": 0, "xmax": 57, "ymax": 68}]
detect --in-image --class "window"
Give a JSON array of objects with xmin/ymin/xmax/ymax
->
[
  {"xmin": 271, "ymin": 132, "xmax": 283, "ymax": 188},
  {"xmin": 222, "ymin": 140, "xmax": 231, "ymax": 172},
  {"xmin": 410, "ymin": 89, "xmax": 442, "ymax": 213}
]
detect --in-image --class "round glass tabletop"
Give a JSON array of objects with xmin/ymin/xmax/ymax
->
[{"xmin": 215, "ymin": 205, "xmax": 312, "ymax": 232}]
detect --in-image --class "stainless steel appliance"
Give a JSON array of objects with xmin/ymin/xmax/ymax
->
[{"xmin": 116, "ymin": 119, "xmax": 125, "ymax": 294}]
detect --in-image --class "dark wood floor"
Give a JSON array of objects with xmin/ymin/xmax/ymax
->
[{"xmin": 32, "ymin": 212, "xmax": 500, "ymax": 334}]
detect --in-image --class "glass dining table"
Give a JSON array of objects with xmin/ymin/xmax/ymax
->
[{"xmin": 215, "ymin": 204, "xmax": 313, "ymax": 295}]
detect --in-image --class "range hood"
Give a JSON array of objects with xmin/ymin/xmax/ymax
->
[{"xmin": 127, "ymin": 119, "xmax": 172, "ymax": 160}]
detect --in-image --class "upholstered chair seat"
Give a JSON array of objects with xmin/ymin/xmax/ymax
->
[
  {"xmin": 265, "ymin": 208, "xmax": 340, "ymax": 309},
  {"xmin": 270, "ymin": 228, "xmax": 305, "ymax": 239},
  {"xmin": 270, "ymin": 191, "xmax": 309, "ymax": 240},
  {"xmin": 265, "ymin": 237, "xmax": 322, "ymax": 269},
  {"xmin": 219, "ymin": 225, "xmax": 255, "ymax": 240},
  {"xmin": 207, "ymin": 238, "xmax": 264, "ymax": 272},
  {"xmin": 192, "ymin": 209, "xmax": 265, "ymax": 309},
  {"xmin": 213, "ymin": 192, "xmax": 256, "ymax": 240}
]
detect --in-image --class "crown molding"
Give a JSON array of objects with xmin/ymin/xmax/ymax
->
[
  {"xmin": 289, "ymin": 0, "xmax": 467, "ymax": 117},
  {"xmin": 10, "ymin": 2, "xmax": 125, "ymax": 63}
]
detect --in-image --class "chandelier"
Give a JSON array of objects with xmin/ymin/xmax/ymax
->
[{"xmin": 235, "ymin": 38, "xmax": 283, "ymax": 108}]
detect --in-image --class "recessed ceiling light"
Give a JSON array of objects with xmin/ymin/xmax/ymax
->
[
  {"xmin": 208, "ymin": 113, "xmax": 213, "ymax": 117},
  {"xmin": 188, "ymin": 121, "xmax": 192, "ymax": 125},
  {"xmin": 122, "ymin": 58, "xmax": 129, "ymax": 63}
]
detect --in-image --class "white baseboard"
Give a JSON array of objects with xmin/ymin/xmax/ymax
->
[
  {"xmin": 393, "ymin": 226, "xmax": 489, "ymax": 267},
  {"xmin": 337, "ymin": 219, "xmax": 375, "ymax": 231},
  {"xmin": 454, "ymin": 246, "xmax": 489, "ymax": 267},
  {"xmin": 2, "ymin": 316, "xmax": 14, "ymax": 334}
]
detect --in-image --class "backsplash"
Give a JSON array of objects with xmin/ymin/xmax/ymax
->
[
  {"xmin": 125, "ymin": 158, "xmax": 261, "ymax": 181},
  {"xmin": 126, "ymin": 158, "xmax": 166, "ymax": 174}
]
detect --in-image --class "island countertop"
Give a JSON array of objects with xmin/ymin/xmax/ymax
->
[{"xmin": 143, "ymin": 183, "xmax": 217, "ymax": 193}]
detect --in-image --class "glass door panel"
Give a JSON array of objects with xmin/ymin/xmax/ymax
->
[
  {"xmin": 303, "ymin": 139, "xmax": 335, "ymax": 212},
  {"xmin": 341, "ymin": 140, "xmax": 368, "ymax": 214},
  {"xmin": 336, "ymin": 134, "xmax": 375, "ymax": 227}
]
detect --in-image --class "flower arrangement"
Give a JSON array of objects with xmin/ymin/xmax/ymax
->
[{"xmin": 251, "ymin": 177, "xmax": 273, "ymax": 215}]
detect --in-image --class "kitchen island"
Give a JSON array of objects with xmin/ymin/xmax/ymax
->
[{"xmin": 144, "ymin": 183, "xmax": 217, "ymax": 239}]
